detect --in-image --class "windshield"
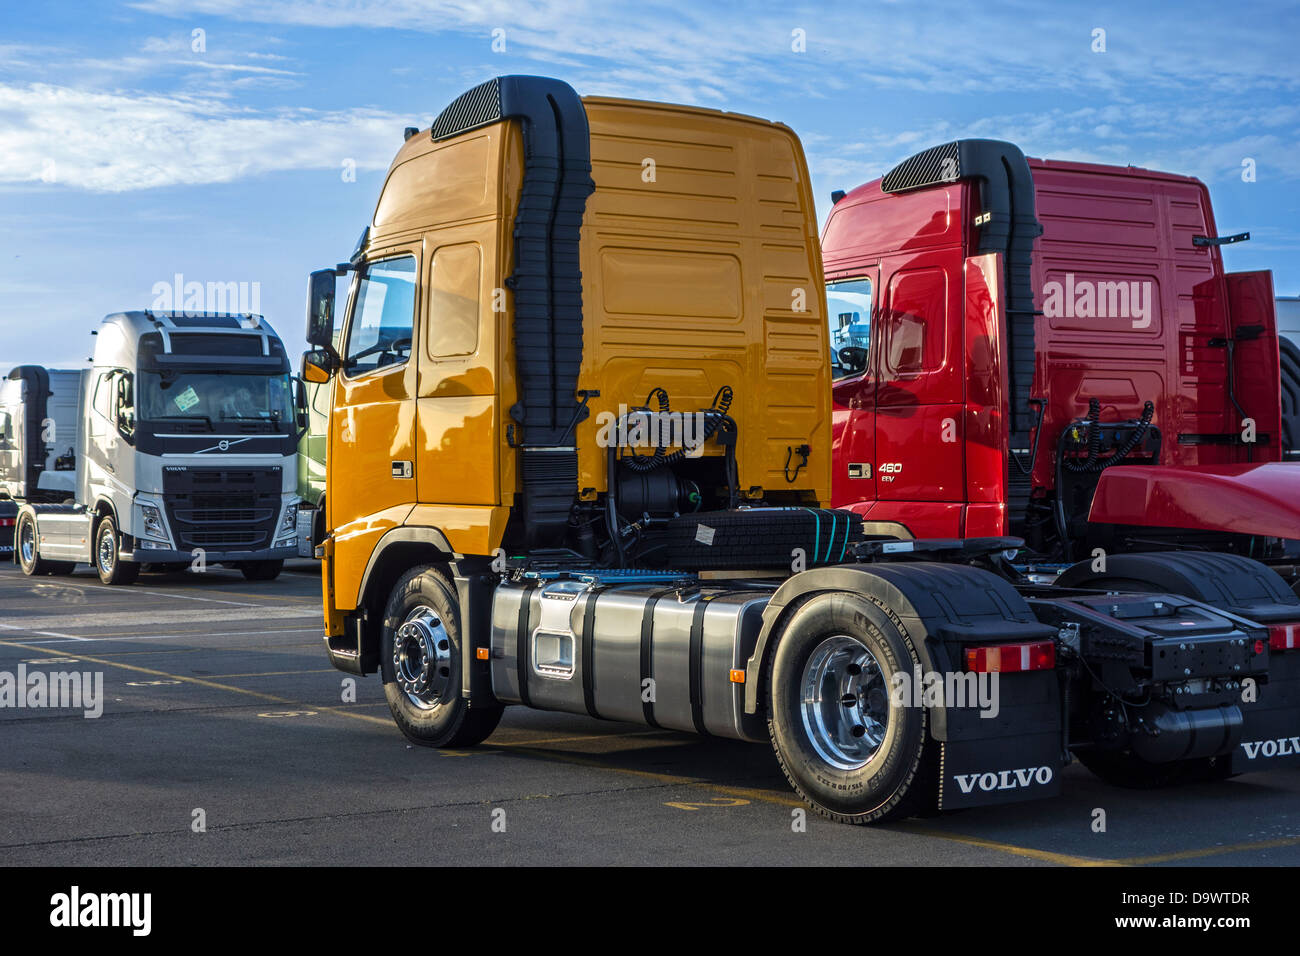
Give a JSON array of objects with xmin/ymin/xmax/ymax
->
[{"xmin": 139, "ymin": 370, "xmax": 293, "ymax": 429}]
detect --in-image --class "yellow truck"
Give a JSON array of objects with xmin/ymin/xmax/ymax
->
[{"xmin": 301, "ymin": 76, "xmax": 1297, "ymax": 824}]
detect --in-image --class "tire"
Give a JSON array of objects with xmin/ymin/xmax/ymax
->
[
  {"xmin": 1076, "ymin": 749, "xmax": 1232, "ymax": 789},
  {"xmin": 662, "ymin": 507, "xmax": 864, "ymax": 571},
  {"xmin": 94, "ymin": 515, "xmax": 139, "ymax": 586},
  {"xmin": 240, "ymin": 560, "xmax": 283, "ymax": 582},
  {"xmin": 15, "ymin": 513, "xmax": 70, "ymax": 576},
  {"xmin": 380, "ymin": 564, "xmax": 503, "ymax": 748},
  {"xmin": 766, "ymin": 591, "xmax": 937, "ymax": 824}
]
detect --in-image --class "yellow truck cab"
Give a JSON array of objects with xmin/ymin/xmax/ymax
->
[{"xmin": 301, "ymin": 76, "xmax": 1300, "ymax": 825}]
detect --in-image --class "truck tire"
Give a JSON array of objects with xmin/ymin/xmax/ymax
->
[
  {"xmin": 94, "ymin": 515, "xmax": 139, "ymax": 586},
  {"xmin": 240, "ymin": 560, "xmax": 283, "ymax": 582},
  {"xmin": 380, "ymin": 564, "xmax": 503, "ymax": 748},
  {"xmin": 1075, "ymin": 750, "xmax": 1232, "ymax": 789},
  {"xmin": 15, "ymin": 513, "xmax": 74, "ymax": 576},
  {"xmin": 662, "ymin": 508, "xmax": 863, "ymax": 571},
  {"xmin": 765, "ymin": 591, "xmax": 936, "ymax": 824}
]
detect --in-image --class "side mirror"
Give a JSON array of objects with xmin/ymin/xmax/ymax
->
[
  {"xmin": 114, "ymin": 371, "xmax": 136, "ymax": 443},
  {"xmin": 306, "ymin": 269, "xmax": 340, "ymax": 350},
  {"xmin": 301, "ymin": 349, "xmax": 334, "ymax": 385},
  {"xmin": 837, "ymin": 346, "xmax": 869, "ymax": 374}
]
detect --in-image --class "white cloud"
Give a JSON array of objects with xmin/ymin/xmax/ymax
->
[{"xmin": 0, "ymin": 83, "xmax": 402, "ymax": 192}]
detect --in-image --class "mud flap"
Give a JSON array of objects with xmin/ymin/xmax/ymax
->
[
  {"xmin": 1231, "ymin": 650, "xmax": 1300, "ymax": 772},
  {"xmin": 933, "ymin": 669, "xmax": 1065, "ymax": 810},
  {"xmin": 940, "ymin": 733, "xmax": 1064, "ymax": 810}
]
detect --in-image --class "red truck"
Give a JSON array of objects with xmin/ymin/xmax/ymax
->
[
  {"xmin": 822, "ymin": 141, "xmax": 1300, "ymax": 787},
  {"xmin": 825, "ymin": 143, "xmax": 1300, "ymax": 579}
]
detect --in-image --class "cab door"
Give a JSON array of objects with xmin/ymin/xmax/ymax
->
[
  {"xmin": 328, "ymin": 249, "xmax": 420, "ymax": 611},
  {"xmin": 416, "ymin": 223, "xmax": 500, "ymax": 507},
  {"xmin": 828, "ymin": 271, "xmax": 877, "ymax": 509}
]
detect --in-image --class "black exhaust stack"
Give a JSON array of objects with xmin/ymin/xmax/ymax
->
[
  {"xmin": 432, "ymin": 76, "xmax": 595, "ymax": 548},
  {"xmin": 881, "ymin": 139, "xmax": 1043, "ymax": 445}
]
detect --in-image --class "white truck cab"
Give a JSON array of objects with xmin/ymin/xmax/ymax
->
[{"xmin": 5, "ymin": 311, "xmax": 304, "ymax": 584}]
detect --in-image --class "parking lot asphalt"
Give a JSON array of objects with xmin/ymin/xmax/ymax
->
[{"xmin": 1, "ymin": 560, "xmax": 1299, "ymax": 867}]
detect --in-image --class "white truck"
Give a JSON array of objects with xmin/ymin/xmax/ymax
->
[{"xmin": 3, "ymin": 311, "xmax": 305, "ymax": 584}]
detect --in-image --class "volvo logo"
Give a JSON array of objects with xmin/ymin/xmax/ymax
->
[{"xmin": 196, "ymin": 436, "xmax": 254, "ymax": 454}]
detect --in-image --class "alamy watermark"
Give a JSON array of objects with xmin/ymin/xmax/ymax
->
[
  {"xmin": 150, "ymin": 272, "xmax": 261, "ymax": 316},
  {"xmin": 1042, "ymin": 273, "xmax": 1152, "ymax": 329},
  {"xmin": 593, "ymin": 405, "xmax": 705, "ymax": 454},
  {"xmin": 0, "ymin": 665, "xmax": 103, "ymax": 718},
  {"xmin": 890, "ymin": 668, "xmax": 1000, "ymax": 719}
]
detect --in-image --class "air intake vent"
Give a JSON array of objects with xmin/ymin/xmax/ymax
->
[
  {"xmin": 881, "ymin": 142, "xmax": 961, "ymax": 194},
  {"xmin": 431, "ymin": 78, "xmax": 503, "ymax": 141}
]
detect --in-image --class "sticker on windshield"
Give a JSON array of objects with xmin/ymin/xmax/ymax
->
[{"xmin": 173, "ymin": 386, "xmax": 200, "ymax": 412}]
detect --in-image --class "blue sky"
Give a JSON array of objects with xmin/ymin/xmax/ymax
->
[{"xmin": 1, "ymin": 0, "xmax": 1297, "ymax": 366}]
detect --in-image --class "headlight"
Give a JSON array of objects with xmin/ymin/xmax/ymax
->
[
  {"xmin": 279, "ymin": 507, "xmax": 297, "ymax": 535},
  {"xmin": 140, "ymin": 504, "xmax": 165, "ymax": 539}
]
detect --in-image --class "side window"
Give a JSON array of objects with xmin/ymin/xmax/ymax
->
[
  {"xmin": 826, "ymin": 277, "xmax": 873, "ymax": 379},
  {"xmin": 428, "ymin": 243, "xmax": 481, "ymax": 359},
  {"xmin": 93, "ymin": 373, "xmax": 115, "ymax": 423},
  {"xmin": 344, "ymin": 255, "xmax": 417, "ymax": 376},
  {"xmin": 885, "ymin": 268, "xmax": 946, "ymax": 376}
]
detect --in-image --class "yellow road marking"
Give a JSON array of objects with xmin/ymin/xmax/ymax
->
[
  {"xmin": 897, "ymin": 825, "xmax": 1116, "ymax": 867},
  {"xmin": 1115, "ymin": 835, "xmax": 1300, "ymax": 865}
]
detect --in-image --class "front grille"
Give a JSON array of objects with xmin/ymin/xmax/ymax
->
[
  {"xmin": 186, "ymin": 531, "xmax": 261, "ymax": 546},
  {"xmin": 162, "ymin": 466, "xmax": 281, "ymax": 551}
]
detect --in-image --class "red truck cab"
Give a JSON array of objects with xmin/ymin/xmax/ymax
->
[{"xmin": 823, "ymin": 140, "xmax": 1298, "ymax": 570}]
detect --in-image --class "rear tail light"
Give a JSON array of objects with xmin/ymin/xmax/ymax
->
[
  {"xmin": 0, "ymin": 518, "xmax": 13, "ymax": 527},
  {"xmin": 965, "ymin": 640, "xmax": 1056, "ymax": 673},
  {"xmin": 1269, "ymin": 623, "xmax": 1300, "ymax": 651}
]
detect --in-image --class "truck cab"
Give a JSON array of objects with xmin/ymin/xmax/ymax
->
[
  {"xmin": 11, "ymin": 311, "xmax": 304, "ymax": 584},
  {"xmin": 822, "ymin": 141, "xmax": 1300, "ymax": 580}
]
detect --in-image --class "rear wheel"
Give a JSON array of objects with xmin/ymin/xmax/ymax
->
[
  {"xmin": 1076, "ymin": 749, "xmax": 1233, "ymax": 789},
  {"xmin": 380, "ymin": 564, "xmax": 503, "ymax": 748},
  {"xmin": 240, "ymin": 560, "xmax": 283, "ymax": 582},
  {"xmin": 94, "ymin": 515, "xmax": 138, "ymax": 586},
  {"xmin": 15, "ymin": 513, "xmax": 73, "ymax": 576},
  {"xmin": 766, "ymin": 591, "xmax": 936, "ymax": 824}
]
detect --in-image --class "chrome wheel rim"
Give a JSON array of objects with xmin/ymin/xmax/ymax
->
[
  {"xmin": 19, "ymin": 520, "xmax": 35, "ymax": 566},
  {"xmin": 97, "ymin": 524, "xmax": 115, "ymax": 574},
  {"xmin": 393, "ymin": 604, "xmax": 452, "ymax": 710},
  {"xmin": 800, "ymin": 635, "xmax": 890, "ymax": 771}
]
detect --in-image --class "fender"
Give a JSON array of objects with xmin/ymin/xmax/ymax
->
[
  {"xmin": 355, "ymin": 524, "xmax": 455, "ymax": 610},
  {"xmin": 1088, "ymin": 462, "xmax": 1300, "ymax": 543},
  {"xmin": 742, "ymin": 561, "xmax": 1056, "ymax": 744},
  {"xmin": 1056, "ymin": 549, "xmax": 1300, "ymax": 621}
]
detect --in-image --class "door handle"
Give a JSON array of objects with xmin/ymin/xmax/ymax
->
[{"xmin": 391, "ymin": 460, "xmax": 413, "ymax": 479}]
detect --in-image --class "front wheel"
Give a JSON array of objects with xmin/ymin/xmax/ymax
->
[
  {"xmin": 380, "ymin": 565, "xmax": 503, "ymax": 748},
  {"xmin": 766, "ymin": 591, "xmax": 936, "ymax": 824},
  {"xmin": 94, "ymin": 515, "xmax": 139, "ymax": 586},
  {"xmin": 240, "ymin": 560, "xmax": 283, "ymax": 582}
]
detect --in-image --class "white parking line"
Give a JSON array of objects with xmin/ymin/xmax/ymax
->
[
  {"xmin": 0, "ymin": 627, "xmax": 323, "ymax": 646},
  {"xmin": 0, "ymin": 622, "xmax": 90, "ymax": 642}
]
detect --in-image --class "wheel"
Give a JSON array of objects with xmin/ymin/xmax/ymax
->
[
  {"xmin": 1076, "ymin": 749, "xmax": 1231, "ymax": 788},
  {"xmin": 380, "ymin": 564, "xmax": 503, "ymax": 747},
  {"xmin": 240, "ymin": 560, "xmax": 283, "ymax": 582},
  {"xmin": 94, "ymin": 515, "xmax": 138, "ymax": 586},
  {"xmin": 15, "ymin": 513, "xmax": 67, "ymax": 576},
  {"xmin": 766, "ymin": 591, "xmax": 937, "ymax": 824}
]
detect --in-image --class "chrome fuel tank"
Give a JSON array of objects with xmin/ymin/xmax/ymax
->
[{"xmin": 490, "ymin": 575, "xmax": 772, "ymax": 741}]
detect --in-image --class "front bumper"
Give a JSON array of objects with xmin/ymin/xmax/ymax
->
[{"xmin": 127, "ymin": 545, "xmax": 298, "ymax": 563}]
